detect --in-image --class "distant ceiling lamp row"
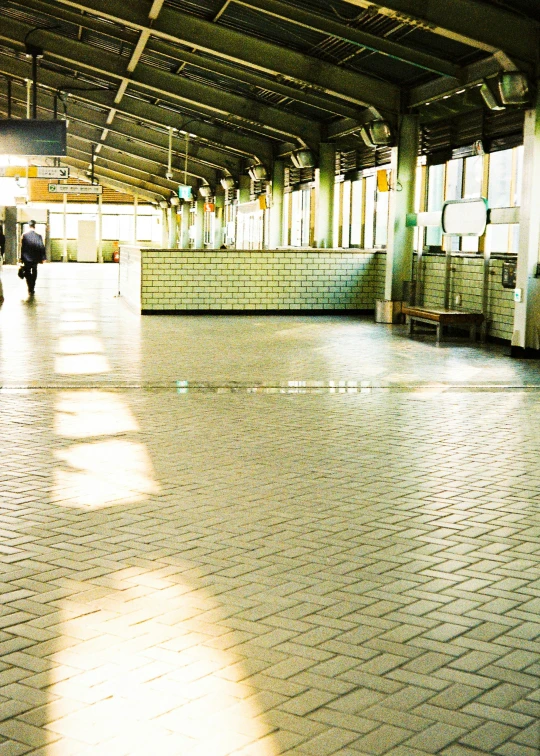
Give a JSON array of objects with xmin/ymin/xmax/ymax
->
[{"xmin": 479, "ymin": 72, "xmax": 530, "ymax": 111}]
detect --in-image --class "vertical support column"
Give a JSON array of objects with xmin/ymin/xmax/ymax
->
[
  {"xmin": 97, "ymin": 194, "xmax": 103, "ymax": 263},
  {"xmin": 269, "ymin": 159, "xmax": 285, "ymax": 249},
  {"xmin": 179, "ymin": 202, "xmax": 190, "ymax": 248},
  {"xmin": 384, "ymin": 115, "xmax": 419, "ymax": 304},
  {"xmin": 238, "ymin": 175, "xmax": 250, "ymax": 205},
  {"xmin": 194, "ymin": 198, "xmax": 205, "ymax": 248},
  {"xmin": 316, "ymin": 143, "xmax": 335, "ymax": 249},
  {"xmin": 62, "ymin": 192, "xmax": 68, "ymax": 262},
  {"xmin": 4, "ymin": 206, "xmax": 17, "ymax": 264},
  {"xmin": 512, "ymin": 92, "xmax": 540, "ymax": 355},
  {"xmin": 133, "ymin": 194, "xmax": 138, "ymax": 244},
  {"xmin": 161, "ymin": 205, "xmax": 169, "ymax": 248},
  {"xmin": 26, "ymin": 79, "xmax": 31, "ymax": 119},
  {"xmin": 214, "ymin": 190, "xmax": 225, "ymax": 248},
  {"xmin": 168, "ymin": 207, "xmax": 177, "ymax": 248}
]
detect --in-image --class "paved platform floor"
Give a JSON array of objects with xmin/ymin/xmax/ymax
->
[{"xmin": 0, "ymin": 263, "xmax": 538, "ymax": 756}]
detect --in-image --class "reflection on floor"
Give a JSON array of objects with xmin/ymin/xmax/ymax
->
[{"xmin": 0, "ymin": 264, "xmax": 538, "ymax": 756}]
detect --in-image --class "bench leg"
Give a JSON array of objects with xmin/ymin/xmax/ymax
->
[
  {"xmin": 436, "ymin": 323, "xmax": 441, "ymax": 345},
  {"xmin": 470, "ymin": 324, "xmax": 477, "ymax": 343},
  {"xmin": 408, "ymin": 317, "xmax": 413, "ymax": 336}
]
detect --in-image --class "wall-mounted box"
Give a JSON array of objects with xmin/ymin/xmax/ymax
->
[{"xmin": 502, "ymin": 261, "xmax": 516, "ymax": 289}]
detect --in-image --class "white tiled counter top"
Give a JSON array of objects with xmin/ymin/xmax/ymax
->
[{"xmin": 120, "ymin": 247, "xmax": 386, "ymax": 313}]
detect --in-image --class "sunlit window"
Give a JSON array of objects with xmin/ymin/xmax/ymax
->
[
  {"xmin": 488, "ymin": 149, "xmax": 512, "ymax": 208},
  {"xmin": 350, "ymin": 179, "xmax": 363, "ymax": 247},
  {"xmin": 364, "ymin": 174, "xmax": 376, "ymax": 249}
]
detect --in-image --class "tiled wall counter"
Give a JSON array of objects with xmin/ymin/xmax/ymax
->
[
  {"xmin": 413, "ymin": 252, "xmax": 516, "ymax": 341},
  {"xmin": 120, "ymin": 247, "xmax": 386, "ymax": 313}
]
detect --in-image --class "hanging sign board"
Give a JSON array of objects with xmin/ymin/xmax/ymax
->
[
  {"xmin": 442, "ymin": 198, "xmax": 488, "ymax": 236},
  {"xmin": 0, "ymin": 120, "xmax": 67, "ymax": 156},
  {"xmin": 48, "ymin": 183, "xmax": 102, "ymax": 195},
  {"xmin": 178, "ymin": 184, "xmax": 192, "ymax": 200},
  {"xmin": 0, "ymin": 166, "xmax": 69, "ymax": 178},
  {"xmin": 34, "ymin": 166, "xmax": 69, "ymax": 178}
]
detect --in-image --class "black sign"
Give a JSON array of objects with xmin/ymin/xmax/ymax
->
[{"xmin": 0, "ymin": 120, "xmax": 67, "ymax": 156}]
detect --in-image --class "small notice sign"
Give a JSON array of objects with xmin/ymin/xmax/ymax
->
[{"xmin": 48, "ymin": 183, "xmax": 102, "ymax": 195}]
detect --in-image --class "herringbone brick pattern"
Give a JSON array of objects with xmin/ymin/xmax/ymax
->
[{"xmin": 0, "ymin": 265, "xmax": 538, "ymax": 755}]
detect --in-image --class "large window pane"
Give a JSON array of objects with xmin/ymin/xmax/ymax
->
[
  {"xmin": 333, "ymin": 181, "xmax": 341, "ymax": 248},
  {"xmin": 486, "ymin": 223, "xmax": 510, "ymax": 253},
  {"xmin": 364, "ymin": 175, "xmax": 375, "ymax": 249},
  {"xmin": 463, "ymin": 155, "xmax": 483, "ymax": 198},
  {"xmin": 341, "ymin": 181, "xmax": 351, "ymax": 248},
  {"xmin": 375, "ymin": 189, "xmax": 389, "ymax": 247},
  {"xmin": 119, "ymin": 216, "xmax": 133, "ymax": 241},
  {"xmin": 350, "ymin": 180, "xmax": 362, "ymax": 246},
  {"xmin": 136, "ymin": 216, "xmax": 153, "ymax": 242},
  {"xmin": 102, "ymin": 215, "xmax": 119, "ymax": 240},
  {"xmin": 488, "ymin": 149, "xmax": 512, "ymax": 208},
  {"xmin": 426, "ymin": 163, "xmax": 444, "ymax": 246},
  {"xmin": 445, "ymin": 159, "xmax": 463, "ymax": 201},
  {"xmin": 514, "ymin": 145, "xmax": 523, "ymax": 207}
]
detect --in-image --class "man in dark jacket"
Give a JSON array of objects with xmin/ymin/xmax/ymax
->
[{"xmin": 20, "ymin": 220, "xmax": 46, "ymax": 294}]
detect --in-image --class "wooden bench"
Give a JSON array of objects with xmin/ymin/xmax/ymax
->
[{"xmin": 402, "ymin": 306, "xmax": 484, "ymax": 345}]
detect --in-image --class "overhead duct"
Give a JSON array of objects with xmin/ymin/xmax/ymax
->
[
  {"xmin": 498, "ymin": 72, "xmax": 530, "ymax": 105},
  {"xmin": 220, "ymin": 176, "xmax": 236, "ymax": 190},
  {"xmin": 360, "ymin": 120, "xmax": 394, "ymax": 148},
  {"xmin": 247, "ymin": 164, "xmax": 267, "ymax": 181},
  {"xmin": 480, "ymin": 72, "xmax": 530, "ymax": 111},
  {"xmin": 290, "ymin": 149, "xmax": 316, "ymax": 169}
]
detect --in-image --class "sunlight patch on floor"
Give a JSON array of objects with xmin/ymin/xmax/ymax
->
[{"xmin": 45, "ymin": 573, "xmax": 278, "ymax": 755}]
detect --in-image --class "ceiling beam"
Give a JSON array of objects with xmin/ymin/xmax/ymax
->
[
  {"xmin": 62, "ymin": 154, "xmax": 169, "ymax": 199},
  {"xmin": 408, "ymin": 55, "xmax": 506, "ymax": 108},
  {"xmin": 340, "ymin": 0, "xmax": 538, "ymax": 63},
  {"xmin": 0, "ymin": 79, "xmax": 237, "ymax": 179},
  {"xmin": 232, "ymin": 0, "xmax": 458, "ymax": 77},
  {"xmin": 0, "ymin": 100, "xmax": 185, "ymax": 195},
  {"xmin": 18, "ymin": 0, "xmax": 369, "ymax": 122},
  {"xmin": 0, "ymin": 16, "xmax": 321, "ymax": 146},
  {"xmin": 38, "ymin": 159, "xmax": 163, "ymax": 203},
  {"xmin": 0, "ymin": 47, "xmax": 273, "ymax": 162},
  {"xmin": 67, "ymin": 136, "xmax": 191, "ymax": 193},
  {"xmin": 51, "ymin": 0, "xmax": 401, "ymax": 112}
]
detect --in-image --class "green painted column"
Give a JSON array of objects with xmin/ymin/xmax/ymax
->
[
  {"xmin": 238, "ymin": 175, "xmax": 251, "ymax": 205},
  {"xmin": 269, "ymin": 159, "xmax": 285, "ymax": 249},
  {"xmin": 316, "ymin": 143, "xmax": 335, "ymax": 248},
  {"xmin": 179, "ymin": 202, "xmax": 190, "ymax": 248},
  {"xmin": 512, "ymin": 88, "xmax": 540, "ymax": 354},
  {"xmin": 384, "ymin": 115, "xmax": 419, "ymax": 303},
  {"xmin": 168, "ymin": 206, "xmax": 178, "ymax": 249},
  {"xmin": 214, "ymin": 190, "xmax": 225, "ymax": 249},
  {"xmin": 194, "ymin": 198, "xmax": 205, "ymax": 248}
]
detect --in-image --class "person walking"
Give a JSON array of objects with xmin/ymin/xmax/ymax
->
[
  {"xmin": 20, "ymin": 220, "xmax": 46, "ymax": 295},
  {"xmin": 0, "ymin": 225, "xmax": 5, "ymax": 262}
]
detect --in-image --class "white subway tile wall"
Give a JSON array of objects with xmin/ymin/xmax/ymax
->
[
  {"xmin": 139, "ymin": 249, "xmax": 386, "ymax": 311},
  {"xmin": 414, "ymin": 256, "xmax": 515, "ymax": 341},
  {"xmin": 126, "ymin": 249, "xmax": 515, "ymax": 342}
]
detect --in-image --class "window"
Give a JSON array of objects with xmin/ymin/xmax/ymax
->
[
  {"xmin": 463, "ymin": 155, "xmax": 483, "ymax": 198},
  {"xmin": 488, "ymin": 150, "xmax": 512, "ymax": 208},
  {"xmin": 375, "ymin": 188, "xmax": 389, "ymax": 247},
  {"xmin": 102, "ymin": 215, "xmax": 119, "ymax": 240},
  {"xmin": 350, "ymin": 180, "xmax": 363, "ymax": 247},
  {"xmin": 341, "ymin": 180, "xmax": 351, "ymax": 248},
  {"xmin": 363, "ymin": 174, "xmax": 376, "ymax": 249},
  {"xmin": 426, "ymin": 164, "xmax": 444, "ymax": 246}
]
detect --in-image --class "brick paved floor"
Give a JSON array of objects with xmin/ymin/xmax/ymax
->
[{"xmin": 0, "ymin": 264, "xmax": 538, "ymax": 756}]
